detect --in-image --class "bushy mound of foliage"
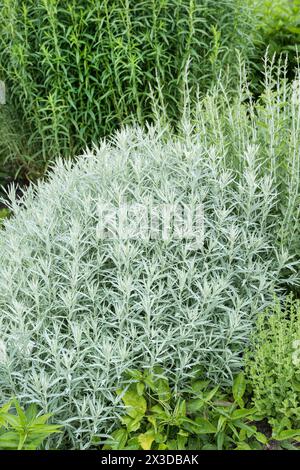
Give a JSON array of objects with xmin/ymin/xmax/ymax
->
[
  {"xmin": 249, "ymin": 0, "xmax": 300, "ymax": 91},
  {"xmin": 0, "ymin": 105, "xmax": 297, "ymax": 447},
  {"xmin": 0, "ymin": 0, "xmax": 257, "ymax": 180},
  {"xmin": 246, "ymin": 296, "xmax": 300, "ymax": 437}
]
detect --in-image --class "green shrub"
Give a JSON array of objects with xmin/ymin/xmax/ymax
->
[
  {"xmin": 245, "ymin": 297, "xmax": 300, "ymax": 438},
  {"xmin": 249, "ymin": 0, "xmax": 300, "ymax": 90},
  {"xmin": 0, "ymin": 0, "xmax": 257, "ymax": 179},
  {"xmin": 0, "ymin": 87, "xmax": 297, "ymax": 447},
  {"xmin": 0, "ymin": 399, "xmax": 61, "ymax": 449},
  {"xmin": 101, "ymin": 369, "xmax": 267, "ymax": 450},
  {"xmin": 253, "ymin": 0, "xmax": 300, "ymax": 54}
]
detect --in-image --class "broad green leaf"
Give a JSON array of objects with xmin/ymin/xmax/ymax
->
[
  {"xmin": 2, "ymin": 413, "xmax": 22, "ymax": 430},
  {"xmin": 27, "ymin": 424, "xmax": 62, "ymax": 435},
  {"xmin": 25, "ymin": 404, "xmax": 38, "ymax": 423},
  {"xmin": 177, "ymin": 429, "xmax": 189, "ymax": 450},
  {"xmin": 0, "ymin": 401, "xmax": 12, "ymax": 416},
  {"xmin": 120, "ymin": 386, "xmax": 147, "ymax": 420},
  {"xmin": 143, "ymin": 367, "xmax": 171, "ymax": 402},
  {"xmin": 138, "ymin": 430, "xmax": 156, "ymax": 450},
  {"xmin": 235, "ymin": 442, "xmax": 252, "ymax": 450},
  {"xmin": 151, "ymin": 404, "xmax": 170, "ymax": 421},
  {"xmin": 190, "ymin": 380, "xmax": 210, "ymax": 394},
  {"xmin": 110, "ymin": 428, "xmax": 128, "ymax": 450},
  {"xmin": 234, "ymin": 420, "xmax": 257, "ymax": 436},
  {"xmin": 255, "ymin": 432, "xmax": 268, "ymax": 445},
  {"xmin": 151, "ymin": 404, "xmax": 164, "ymax": 415},
  {"xmin": 203, "ymin": 386, "xmax": 219, "ymax": 402},
  {"xmin": 14, "ymin": 400, "xmax": 27, "ymax": 427},
  {"xmin": 126, "ymin": 370, "xmax": 143, "ymax": 381},
  {"xmin": 217, "ymin": 431, "xmax": 225, "ymax": 450},
  {"xmin": 279, "ymin": 440, "xmax": 300, "ymax": 450},
  {"xmin": 202, "ymin": 443, "xmax": 218, "ymax": 450},
  {"xmin": 291, "ymin": 379, "xmax": 300, "ymax": 392},
  {"xmin": 192, "ymin": 417, "xmax": 217, "ymax": 434},
  {"xmin": 125, "ymin": 437, "xmax": 141, "ymax": 450},
  {"xmin": 158, "ymin": 443, "xmax": 168, "ymax": 450},
  {"xmin": 153, "ymin": 431, "xmax": 166, "ymax": 444},
  {"xmin": 137, "ymin": 382, "xmax": 145, "ymax": 397},
  {"xmin": 0, "ymin": 431, "xmax": 20, "ymax": 450},
  {"xmin": 239, "ymin": 428, "xmax": 247, "ymax": 441},
  {"xmin": 231, "ymin": 408, "xmax": 256, "ymax": 420},
  {"xmin": 232, "ymin": 373, "xmax": 246, "ymax": 407},
  {"xmin": 187, "ymin": 398, "xmax": 205, "ymax": 414},
  {"xmin": 33, "ymin": 414, "xmax": 54, "ymax": 426},
  {"xmin": 287, "ymin": 26, "xmax": 300, "ymax": 35},
  {"xmin": 166, "ymin": 439, "xmax": 177, "ymax": 450},
  {"xmin": 274, "ymin": 429, "xmax": 300, "ymax": 441},
  {"xmin": 121, "ymin": 415, "xmax": 142, "ymax": 433}
]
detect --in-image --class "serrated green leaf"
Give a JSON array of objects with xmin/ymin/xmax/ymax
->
[{"xmin": 138, "ymin": 430, "xmax": 156, "ymax": 450}]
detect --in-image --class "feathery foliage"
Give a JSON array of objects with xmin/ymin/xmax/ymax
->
[
  {"xmin": 0, "ymin": 0, "xmax": 257, "ymax": 180},
  {"xmin": 0, "ymin": 74, "xmax": 299, "ymax": 446},
  {"xmin": 191, "ymin": 59, "xmax": 300, "ymax": 264}
]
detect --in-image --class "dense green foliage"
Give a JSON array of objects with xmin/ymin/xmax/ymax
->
[
  {"xmin": 102, "ymin": 369, "xmax": 267, "ymax": 450},
  {"xmin": 249, "ymin": 0, "xmax": 300, "ymax": 90},
  {"xmin": 246, "ymin": 297, "xmax": 300, "ymax": 437},
  {"xmin": 0, "ymin": 399, "xmax": 61, "ymax": 450},
  {"xmin": 0, "ymin": 0, "xmax": 256, "ymax": 181},
  {"xmin": 252, "ymin": 0, "xmax": 300, "ymax": 57}
]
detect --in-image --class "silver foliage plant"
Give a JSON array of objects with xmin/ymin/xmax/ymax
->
[{"xmin": 0, "ymin": 98, "xmax": 298, "ymax": 447}]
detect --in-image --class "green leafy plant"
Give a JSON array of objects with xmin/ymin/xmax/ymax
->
[
  {"xmin": 0, "ymin": 399, "xmax": 61, "ymax": 450},
  {"xmin": 0, "ymin": 0, "xmax": 257, "ymax": 180},
  {"xmin": 101, "ymin": 369, "xmax": 267, "ymax": 450},
  {"xmin": 245, "ymin": 296, "xmax": 300, "ymax": 442},
  {"xmin": 253, "ymin": 0, "xmax": 300, "ymax": 55},
  {"xmin": 249, "ymin": 0, "xmax": 300, "ymax": 91}
]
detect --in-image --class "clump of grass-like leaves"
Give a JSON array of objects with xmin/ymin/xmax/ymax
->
[{"xmin": 0, "ymin": 0, "xmax": 257, "ymax": 178}]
